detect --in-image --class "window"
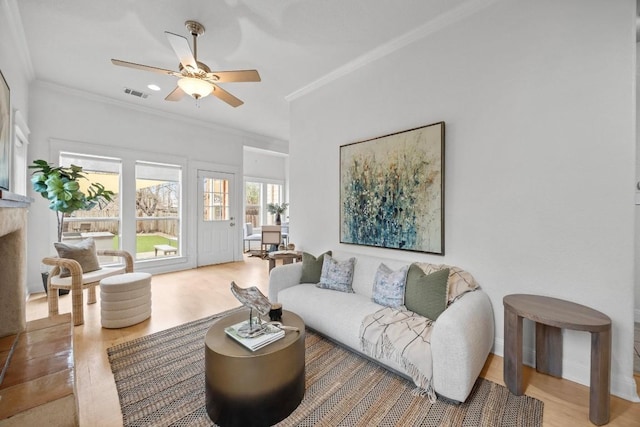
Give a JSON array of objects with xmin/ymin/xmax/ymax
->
[
  {"xmin": 244, "ymin": 181, "xmax": 284, "ymax": 226},
  {"xmin": 245, "ymin": 182, "xmax": 261, "ymax": 227},
  {"xmin": 203, "ymin": 177, "xmax": 230, "ymax": 221},
  {"xmin": 58, "ymin": 153, "xmax": 121, "ymax": 260},
  {"xmin": 136, "ymin": 162, "xmax": 181, "ymax": 259},
  {"xmin": 266, "ymin": 183, "xmax": 282, "ymax": 225}
]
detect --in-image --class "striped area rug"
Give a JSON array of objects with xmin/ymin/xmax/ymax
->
[{"xmin": 107, "ymin": 309, "xmax": 543, "ymax": 426}]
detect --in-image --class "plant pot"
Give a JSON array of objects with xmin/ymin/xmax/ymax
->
[
  {"xmin": 275, "ymin": 213, "xmax": 282, "ymax": 225},
  {"xmin": 41, "ymin": 271, "xmax": 69, "ymax": 295}
]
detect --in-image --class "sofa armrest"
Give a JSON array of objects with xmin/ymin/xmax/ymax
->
[
  {"xmin": 430, "ymin": 290, "xmax": 494, "ymax": 402},
  {"xmin": 268, "ymin": 263, "xmax": 303, "ymax": 302}
]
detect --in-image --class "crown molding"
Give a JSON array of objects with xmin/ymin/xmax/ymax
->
[
  {"xmin": 286, "ymin": 0, "xmax": 500, "ymax": 102},
  {"xmin": 243, "ymin": 145, "xmax": 288, "ymax": 157},
  {"xmin": 34, "ymin": 79, "xmax": 288, "ymax": 150},
  {"xmin": 2, "ymin": 0, "xmax": 35, "ymax": 81}
]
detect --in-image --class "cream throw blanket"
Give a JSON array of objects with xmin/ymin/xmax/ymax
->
[{"xmin": 360, "ymin": 307, "xmax": 436, "ymax": 402}]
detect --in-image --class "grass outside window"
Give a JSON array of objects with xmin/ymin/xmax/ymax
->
[{"xmin": 112, "ymin": 235, "xmax": 177, "ymax": 253}]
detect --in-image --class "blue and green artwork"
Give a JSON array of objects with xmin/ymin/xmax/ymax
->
[{"xmin": 340, "ymin": 122, "xmax": 444, "ymax": 254}]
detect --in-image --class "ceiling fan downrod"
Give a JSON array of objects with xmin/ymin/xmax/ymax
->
[{"xmin": 185, "ymin": 20, "xmax": 205, "ymax": 63}]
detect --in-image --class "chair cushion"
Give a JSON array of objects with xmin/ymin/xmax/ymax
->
[
  {"xmin": 50, "ymin": 265, "xmax": 126, "ymax": 288},
  {"xmin": 54, "ymin": 238, "xmax": 101, "ymax": 277}
]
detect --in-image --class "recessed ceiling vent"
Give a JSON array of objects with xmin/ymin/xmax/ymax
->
[{"xmin": 123, "ymin": 87, "xmax": 149, "ymax": 99}]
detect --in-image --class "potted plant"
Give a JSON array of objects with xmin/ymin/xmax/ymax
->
[
  {"xmin": 266, "ymin": 202, "xmax": 288, "ymax": 225},
  {"xmin": 30, "ymin": 159, "xmax": 115, "ymax": 293}
]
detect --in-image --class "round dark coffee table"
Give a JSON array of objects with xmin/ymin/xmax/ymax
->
[{"xmin": 204, "ymin": 309, "xmax": 305, "ymax": 427}]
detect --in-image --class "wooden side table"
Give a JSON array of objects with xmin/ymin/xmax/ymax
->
[
  {"xmin": 268, "ymin": 251, "xmax": 302, "ymax": 272},
  {"xmin": 503, "ymin": 294, "xmax": 611, "ymax": 425}
]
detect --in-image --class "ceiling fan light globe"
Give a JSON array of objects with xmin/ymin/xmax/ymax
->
[{"xmin": 177, "ymin": 77, "xmax": 213, "ymax": 99}]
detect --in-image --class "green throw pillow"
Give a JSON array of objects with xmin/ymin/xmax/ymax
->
[
  {"xmin": 300, "ymin": 251, "xmax": 332, "ymax": 284},
  {"xmin": 404, "ymin": 264, "xmax": 450, "ymax": 320}
]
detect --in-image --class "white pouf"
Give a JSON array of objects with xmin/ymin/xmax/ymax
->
[{"xmin": 100, "ymin": 272, "xmax": 152, "ymax": 328}]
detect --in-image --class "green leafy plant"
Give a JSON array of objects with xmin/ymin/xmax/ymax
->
[
  {"xmin": 29, "ymin": 159, "xmax": 115, "ymax": 242},
  {"xmin": 266, "ymin": 202, "xmax": 288, "ymax": 215},
  {"xmin": 267, "ymin": 202, "xmax": 288, "ymax": 225}
]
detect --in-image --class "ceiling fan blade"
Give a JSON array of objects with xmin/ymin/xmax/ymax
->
[
  {"xmin": 111, "ymin": 59, "xmax": 180, "ymax": 77},
  {"xmin": 211, "ymin": 84, "xmax": 244, "ymax": 107},
  {"xmin": 165, "ymin": 86, "xmax": 185, "ymax": 102},
  {"xmin": 205, "ymin": 70, "xmax": 261, "ymax": 83},
  {"xmin": 165, "ymin": 32, "xmax": 198, "ymax": 72}
]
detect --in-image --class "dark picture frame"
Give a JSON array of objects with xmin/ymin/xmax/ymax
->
[
  {"xmin": 0, "ymin": 70, "xmax": 10, "ymax": 191},
  {"xmin": 340, "ymin": 121, "xmax": 445, "ymax": 255}
]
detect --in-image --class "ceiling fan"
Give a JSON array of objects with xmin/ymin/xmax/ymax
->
[{"xmin": 111, "ymin": 20, "xmax": 260, "ymax": 107}]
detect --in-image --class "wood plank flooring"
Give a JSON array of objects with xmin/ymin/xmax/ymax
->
[{"xmin": 25, "ymin": 255, "xmax": 640, "ymax": 427}]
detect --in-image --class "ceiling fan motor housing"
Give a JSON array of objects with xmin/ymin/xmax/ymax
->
[{"xmin": 185, "ymin": 20, "xmax": 205, "ymax": 37}]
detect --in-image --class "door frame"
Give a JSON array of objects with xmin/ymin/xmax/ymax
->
[{"xmin": 189, "ymin": 161, "xmax": 243, "ymax": 264}]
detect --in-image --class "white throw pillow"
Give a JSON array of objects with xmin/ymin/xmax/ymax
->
[
  {"xmin": 317, "ymin": 255, "xmax": 356, "ymax": 293},
  {"xmin": 372, "ymin": 263, "xmax": 409, "ymax": 308}
]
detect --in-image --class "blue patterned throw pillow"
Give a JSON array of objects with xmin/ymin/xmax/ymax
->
[
  {"xmin": 372, "ymin": 263, "xmax": 409, "ymax": 308},
  {"xmin": 317, "ymin": 255, "xmax": 356, "ymax": 293}
]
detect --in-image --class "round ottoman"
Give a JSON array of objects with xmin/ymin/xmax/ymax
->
[{"xmin": 100, "ymin": 272, "xmax": 152, "ymax": 328}]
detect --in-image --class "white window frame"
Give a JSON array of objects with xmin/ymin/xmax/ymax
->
[
  {"xmin": 50, "ymin": 139, "xmax": 188, "ymax": 271},
  {"xmin": 243, "ymin": 177, "xmax": 285, "ymax": 226}
]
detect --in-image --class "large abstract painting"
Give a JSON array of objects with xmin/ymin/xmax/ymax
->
[
  {"xmin": 0, "ymin": 70, "xmax": 9, "ymax": 191},
  {"xmin": 340, "ymin": 122, "xmax": 444, "ymax": 254}
]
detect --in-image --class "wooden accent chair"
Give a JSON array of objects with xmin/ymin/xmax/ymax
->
[
  {"xmin": 260, "ymin": 225, "xmax": 282, "ymax": 259},
  {"xmin": 42, "ymin": 249, "xmax": 134, "ymax": 326}
]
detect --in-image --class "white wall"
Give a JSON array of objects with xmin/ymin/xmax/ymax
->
[
  {"xmin": 636, "ymin": 42, "xmax": 640, "ymax": 323},
  {"xmin": 24, "ymin": 82, "xmax": 286, "ymax": 293},
  {"xmin": 290, "ymin": 0, "xmax": 638, "ymax": 400},
  {"xmin": 0, "ymin": 0, "xmax": 31, "ymax": 192},
  {"xmin": 244, "ymin": 148, "xmax": 287, "ymax": 182}
]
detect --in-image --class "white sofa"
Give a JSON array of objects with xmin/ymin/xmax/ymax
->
[{"xmin": 268, "ymin": 251, "xmax": 494, "ymax": 403}]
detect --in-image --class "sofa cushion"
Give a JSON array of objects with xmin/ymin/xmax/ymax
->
[
  {"xmin": 300, "ymin": 251, "xmax": 332, "ymax": 284},
  {"xmin": 317, "ymin": 255, "xmax": 355, "ymax": 293},
  {"xmin": 280, "ymin": 284, "xmax": 380, "ymax": 348},
  {"xmin": 372, "ymin": 263, "xmax": 409, "ymax": 308},
  {"xmin": 405, "ymin": 265, "xmax": 449, "ymax": 320},
  {"xmin": 54, "ymin": 238, "xmax": 101, "ymax": 278},
  {"xmin": 278, "ymin": 283, "xmax": 406, "ymax": 374}
]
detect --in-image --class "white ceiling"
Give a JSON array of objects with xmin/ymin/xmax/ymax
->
[{"xmin": 16, "ymin": 0, "xmax": 473, "ymax": 141}]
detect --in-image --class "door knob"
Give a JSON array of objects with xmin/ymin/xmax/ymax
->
[{"xmin": 230, "ymin": 223, "xmax": 235, "ymax": 227}]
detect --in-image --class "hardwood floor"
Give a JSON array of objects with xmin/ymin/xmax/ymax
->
[{"xmin": 26, "ymin": 255, "xmax": 640, "ymax": 426}]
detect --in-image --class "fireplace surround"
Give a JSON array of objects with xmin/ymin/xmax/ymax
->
[
  {"xmin": 0, "ymin": 190, "xmax": 32, "ymax": 338},
  {"xmin": 0, "ymin": 192, "xmax": 78, "ymax": 425}
]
